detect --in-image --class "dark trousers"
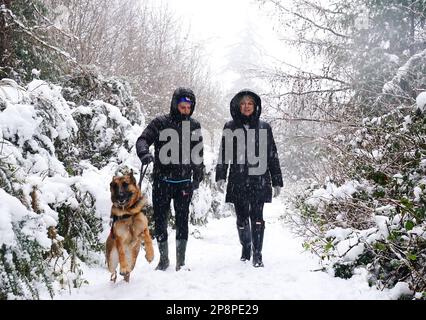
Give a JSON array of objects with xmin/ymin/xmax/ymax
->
[
  {"xmin": 234, "ymin": 198, "xmax": 264, "ymax": 226},
  {"xmin": 152, "ymin": 179, "xmax": 193, "ymax": 242}
]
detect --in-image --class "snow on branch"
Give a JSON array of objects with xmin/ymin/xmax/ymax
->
[
  {"xmin": 1, "ymin": 6, "xmax": 83, "ymax": 71},
  {"xmin": 381, "ymin": 48, "xmax": 426, "ymax": 103}
]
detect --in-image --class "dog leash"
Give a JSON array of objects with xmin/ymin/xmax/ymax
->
[{"xmin": 138, "ymin": 163, "xmax": 149, "ymax": 189}]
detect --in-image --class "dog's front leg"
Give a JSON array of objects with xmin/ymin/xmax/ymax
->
[
  {"xmin": 106, "ymin": 234, "xmax": 119, "ymax": 282},
  {"xmin": 143, "ymin": 227, "xmax": 154, "ymax": 263},
  {"xmin": 116, "ymin": 238, "xmax": 130, "ymax": 279},
  {"xmin": 130, "ymin": 239, "xmax": 142, "ymax": 270}
]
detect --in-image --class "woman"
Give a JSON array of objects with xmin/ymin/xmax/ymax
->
[{"xmin": 215, "ymin": 89, "xmax": 283, "ymax": 268}]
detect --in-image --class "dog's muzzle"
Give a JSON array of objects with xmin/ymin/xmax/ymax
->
[{"xmin": 115, "ymin": 192, "xmax": 131, "ymax": 206}]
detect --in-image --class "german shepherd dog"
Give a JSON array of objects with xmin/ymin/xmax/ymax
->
[{"xmin": 106, "ymin": 170, "xmax": 154, "ymax": 282}]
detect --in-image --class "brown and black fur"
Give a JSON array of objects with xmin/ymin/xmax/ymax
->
[{"xmin": 106, "ymin": 170, "xmax": 154, "ymax": 282}]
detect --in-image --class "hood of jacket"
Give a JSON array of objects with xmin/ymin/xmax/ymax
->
[
  {"xmin": 170, "ymin": 87, "xmax": 196, "ymax": 121},
  {"xmin": 230, "ymin": 89, "xmax": 261, "ymax": 126}
]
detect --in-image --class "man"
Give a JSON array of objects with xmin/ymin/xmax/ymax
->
[
  {"xmin": 136, "ymin": 87, "xmax": 204, "ymax": 271},
  {"xmin": 215, "ymin": 90, "xmax": 283, "ymax": 268}
]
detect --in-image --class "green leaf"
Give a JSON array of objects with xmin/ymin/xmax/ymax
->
[
  {"xmin": 406, "ymin": 253, "xmax": 417, "ymax": 261},
  {"xmin": 404, "ymin": 220, "xmax": 415, "ymax": 231},
  {"xmin": 374, "ymin": 242, "xmax": 387, "ymax": 251},
  {"xmin": 324, "ymin": 241, "xmax": 334, "ymax": 252},
  {"xmin": 400, "ymin": 198, "xmax": 413, "ymax": 210},
  {"xmin": 388, "ymin": 230, "xmax": 402, "ymax": 241},
  {"xmin": 371, "ymin": 171, "xmax": 388, "ymax": 186}
]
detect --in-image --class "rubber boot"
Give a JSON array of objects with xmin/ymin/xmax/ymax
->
[
  {"xmin": 237, "ymin": 219, "xmax": 251, "ymax": 261},
  {"xmin": 252, "ymin": 220, "xmax": 265, "ymax": 267},
  {"xmin": 155, "ymin": 240, "xmax": 170, "ymax": 271},
  {"xmin": 176, "ymin": 239, "xmax": 187, "ymax": 271}
]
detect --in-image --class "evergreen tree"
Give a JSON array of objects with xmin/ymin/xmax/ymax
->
[{"xmin": 0, "ymin": 0, "xmax": 65, "ymax": 83}]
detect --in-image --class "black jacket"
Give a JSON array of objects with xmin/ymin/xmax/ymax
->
[
  {"xmin": 215, "ymin": 90, "xmax": 283, "ymax": 203},
  {"xmin": 136, "ymin": 88, "xmax": 204, "ymax": 185}
]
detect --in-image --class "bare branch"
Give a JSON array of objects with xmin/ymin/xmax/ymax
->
[{"xmin": 267, "ymin": 0, "xmax": 351, "ymax": 39}]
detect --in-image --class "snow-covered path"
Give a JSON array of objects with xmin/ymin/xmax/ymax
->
[{"xmin": 55, "ymin": 200, "xmax": 394, "ymax": 300}]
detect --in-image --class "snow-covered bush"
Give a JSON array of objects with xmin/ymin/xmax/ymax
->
[
  {"xmin": 0, "ymin": 188, "xmax": 55, "ymax": 299},
  {"xmin": 292, "ymin": 100, "xmax": 426, "ymax": 299},
  {"xmin": 72, "ymin": 100, "xmax": 135, "ymax": 168},
  {"xmin": 0, "ymin": 75, "xmax": 145, "ymax": 299},
  {"xmin": 62, "ymin": 71, "xmax": 145, "ymax": 126}
]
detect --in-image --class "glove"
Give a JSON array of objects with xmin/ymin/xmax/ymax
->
[
  {"xmin": 140, "ymin": 153, "xmax": 154, "ymax": 165},
  {"xmin": 217, "ymin": 179, "xmax": 226, "ymax": 193},
  {"xmin": 273, "ymin": 186, "xmax": 281, "ymax": 198}
]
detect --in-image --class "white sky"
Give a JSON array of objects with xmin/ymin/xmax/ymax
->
[{"xmin": 163, "ymin": 0, "xmax": 296, "ymax": 91}]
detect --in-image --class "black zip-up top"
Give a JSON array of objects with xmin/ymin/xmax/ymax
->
[{"xmin": 136, "ymin": 88, "xmax": 204, "ymax": 184}]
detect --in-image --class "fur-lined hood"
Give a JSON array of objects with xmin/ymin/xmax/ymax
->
[{"xmin": 229, "ymin": 89, "xmax": 262, "ymax": 125}]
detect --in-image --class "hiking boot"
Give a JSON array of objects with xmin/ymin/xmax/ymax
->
[
  {"xmin": 237, "ymin": 219, "xmax": 251, "ymax": 261},
  {"xmin": 252, "ymin": 220, "xmax": 265, "ymax": 268},
  {"xmin": 155, "ymin": 240, "xmax": 170, "ymax": 271},
  {"xmin": 176, "ymin": 239, "xmax": 187, "ymax": 271}
]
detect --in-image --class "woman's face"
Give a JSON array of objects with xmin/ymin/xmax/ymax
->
[{"xmin": 239, "ymin": 96, "xmax": 255, "ymax": 117}]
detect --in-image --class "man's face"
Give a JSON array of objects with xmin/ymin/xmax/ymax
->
[
  {"xmin": 177, "ymin": 101, "xmax": 192, "ymax": 115},
  {"xmin": 240, "ymin": 97, "xmax": 255, "ymax": 117}
]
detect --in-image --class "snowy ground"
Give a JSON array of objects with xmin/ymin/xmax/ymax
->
[{"xmin": 52, "ymin": 199, "xmax": 395, "ymax": 300}]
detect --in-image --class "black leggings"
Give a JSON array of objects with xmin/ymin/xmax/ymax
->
[
  {"xmin": 234, "ymin": 199, "xmax": 264, "ymax": 227},
  {"xmin": 152, "ymin": 180, "xmax": 193, "ymax": 242}
]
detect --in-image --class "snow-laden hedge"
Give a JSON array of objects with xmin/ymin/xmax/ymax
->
[{"xmin": 292, "ymin": 95, "xmax": 426, "ymax": 300}]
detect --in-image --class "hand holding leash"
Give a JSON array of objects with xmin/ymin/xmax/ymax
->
[{"xmin": 140, "ymin": 153, "xmax": 154, "ymax": 165}]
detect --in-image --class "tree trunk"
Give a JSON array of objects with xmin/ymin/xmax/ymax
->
[
  {"xmin": 409, "ymin": 0, "xmax": 415, "ymax": 55},
  {"xmin": 0, "ymin": 0, "xmax": 12, "ymax": 77}
]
